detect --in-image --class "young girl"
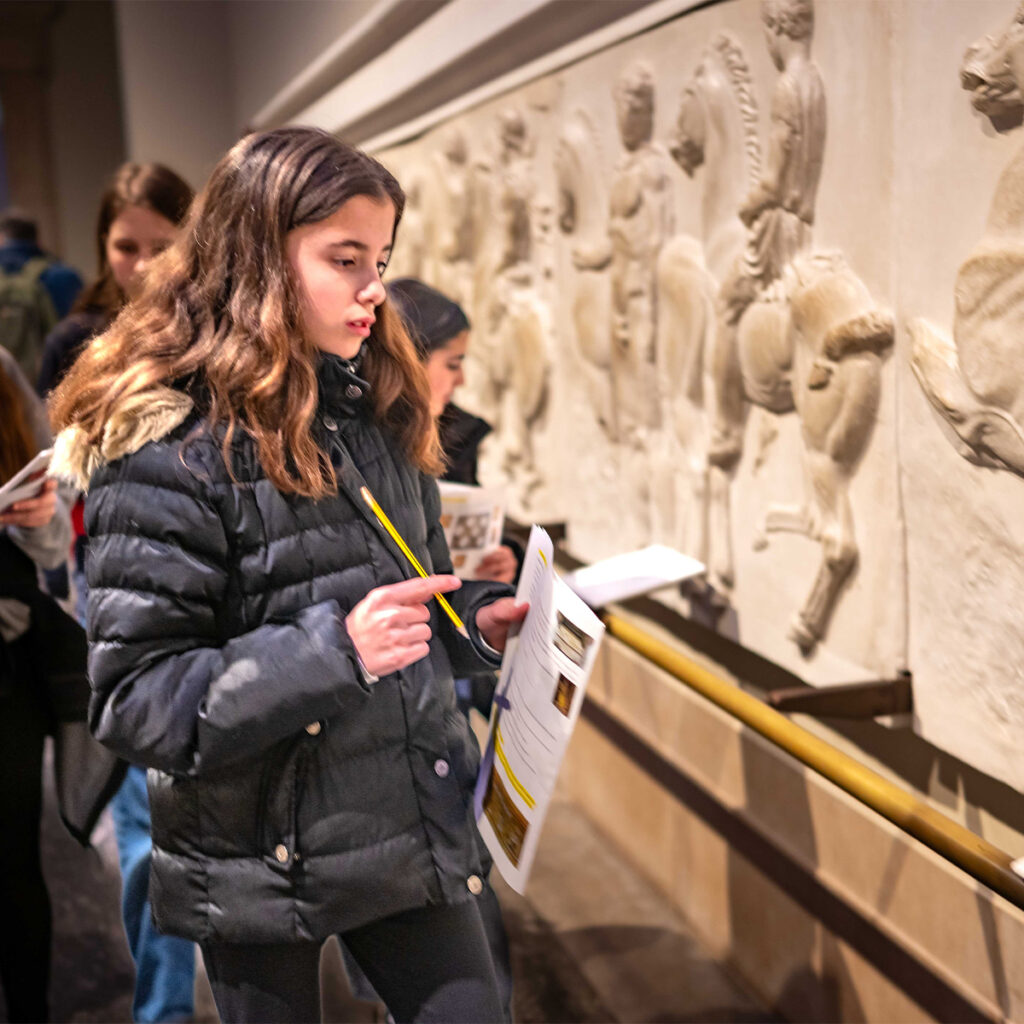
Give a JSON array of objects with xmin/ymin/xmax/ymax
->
[
  {"xmin": 388, "ymin": 276, "xmax": 518, "ymax": 585},
  {"xmin": 50, "ymin": 127, "xmax": 526, "ymax": 1024}
]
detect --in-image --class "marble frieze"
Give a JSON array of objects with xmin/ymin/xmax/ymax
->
[{"xmin": 376, "ymin": 0, "xmax": 1024, "ymax": 790}]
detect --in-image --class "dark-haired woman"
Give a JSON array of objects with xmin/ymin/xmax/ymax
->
[
  {"xmin": 388, "ymin": 278, "xmax": 521, "ymax": 718},
  {"xmin": 39, "ymin": 161, "xmax": 197, "ymax": 1024},
  {"xmin": 37, "ymin": 162, "xmax": 193, "ymax": 398},
  {"xmin": 50, "ymin": 127, "xmax": 526, "ymax": 1024},
  {"xmin": 0, "ymin": 348, "xmax": 71, "ymax": 1022}
]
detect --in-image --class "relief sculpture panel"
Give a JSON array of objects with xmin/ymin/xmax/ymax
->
[{"xmin": 375, "ymin": 0, "xmax": 1024, "ymax": 788}]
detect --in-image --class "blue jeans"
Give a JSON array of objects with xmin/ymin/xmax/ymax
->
[{"xmin": 109, "ymin": 765, "xmax": 195, "ymax": 1023}]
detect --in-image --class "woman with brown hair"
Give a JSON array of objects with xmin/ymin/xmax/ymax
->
[
  {"xmin": 37, "ymin": 161, "xmax": 193, "ymax": 397},
  {"xmin": 50, "ymin": 126, "xmax": 525, "ymax": 1024},
  {"xmin": 0, "ymin": 348, "xmax": 70, "ymax": 1022}
]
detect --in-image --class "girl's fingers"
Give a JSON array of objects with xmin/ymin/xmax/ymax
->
[{"xmin": 401, "ymin": 623, "xmax": 432, "ymax": 645}]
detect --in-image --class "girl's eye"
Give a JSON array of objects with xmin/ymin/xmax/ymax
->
[
  {"xmin": 114, "ymin": 241, "xmax": 139, "ymax": 254},
  {"xmin": 334, "ymin": 257, "xmax": 355, "ymax": 268},
  {"xmin": 376, "ymin": 261, "xmax": 389, "ymax": 277}
]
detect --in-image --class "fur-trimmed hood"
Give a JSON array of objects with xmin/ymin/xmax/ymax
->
[{"xmin": 50, "ymin": 387, "xmax": 194, "ymax": 492}]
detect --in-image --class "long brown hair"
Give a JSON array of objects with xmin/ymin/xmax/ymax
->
[
  {"xmin": 75, "ymin": 162, "xmax": 194, "ymax": 317},
  {"xmin": 0, "ymin": 366, "xmax": 37, "ymax": 485},
  {"xmin": 52, "ymin": 128, "xmax": 441, "ymax": 495}
]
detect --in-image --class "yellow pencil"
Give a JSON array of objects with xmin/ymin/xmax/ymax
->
[{"xmin": 360, "ymin": 485, "xmax": 469, "ymax": 639}]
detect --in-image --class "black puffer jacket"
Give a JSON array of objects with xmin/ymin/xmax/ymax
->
[{"xmin": 66, "ymin": 355, "xmax": 510, "ymax": 944}]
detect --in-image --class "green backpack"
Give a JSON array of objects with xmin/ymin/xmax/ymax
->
[{"xmin": 0, "ymin": 257, "xmax": 58, "ymax": 384}]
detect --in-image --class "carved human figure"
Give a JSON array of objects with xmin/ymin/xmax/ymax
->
[
  {"xmin": 482, "ymin": 108, "xmax": 551, "ymax": 501},
  {"xmin": 606, "ymin": 61, "xmax": 675, "ymax": 445},
  {"xmin": 710, "ymin": 0, "xmax": 826, "ymax": 473},
  {"xmin": 390, "ymin": 169, "xmax": 427, "ymax": 279},
  {"xmin": 555, "ymin": 110, "xmax": 614, "ymax": 437},
  {"xmin": 686, "ymin": 0, "xmax": 826, "ymax": 591},
  {"xmin": 430, "ymin": 128, "xmax": 475, "ymax": 306},
  {"xmin": 740, "ymin": 0, "xmax": 826, "ymax": 287},
  {"xmin": 910, "ymin": 2, "xmax": 1024, "ymax": 476}
]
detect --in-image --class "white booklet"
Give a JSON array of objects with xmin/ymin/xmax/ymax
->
[
  {"xmin": 0, "ymin": 448, "xmax": 52, "ymax": 514},
  {"xmin": 438, "ymin": 481, "xmax": 505, "ymax": 579},
  {"xmin": 562, "ymin": 544, "xmax": 705, "ymax": 608},
  {"xmin": 475, "ymin": 525, "xmax": 605, "ymax": 893}
]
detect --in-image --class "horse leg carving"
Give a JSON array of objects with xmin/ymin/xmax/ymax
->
[
  {"xmin": 788, "ymin": 453, "xmax": 857, "ymax": 652},
  {"xmin": 707, "ymin": 464, "xmax": 735, "ymax": 587},
  {"xmin": 657, "ymin": 236, "xmax": 718, "ymax": 568}
]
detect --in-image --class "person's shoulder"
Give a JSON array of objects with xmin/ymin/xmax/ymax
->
[
  {"xmin": 46, "ymin": 308, "xmax": 107, "ymax": 348},
  {"xmin": 52, "ymin": 386, "xmax": 214, "ymax": 493},
  {"xmin": 40, "ymin": 260, "xmax": 83, "ymax": 289},
  {"xmin": 440, "ymin": 404, "xmax": 491, "ymax": 446}
]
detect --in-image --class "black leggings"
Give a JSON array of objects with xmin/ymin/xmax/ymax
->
[
  {"xmin": 0, "ymin": 637, "xmax": 52, "ymax": 1022},
  {"xmin": 202, "ymin": 898, "xmax": 504, "ymax": 1024}
]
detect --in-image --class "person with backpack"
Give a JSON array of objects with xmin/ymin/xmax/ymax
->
[{"xmin": 0, "ymin": 209, "xmax": 82, "ymax": 383}]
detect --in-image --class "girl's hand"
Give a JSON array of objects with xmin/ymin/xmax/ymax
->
[
  {"xmin": 475, "ymin": 598, "xmax": 529, "ymax": 653},
  {"xmin": 0, "ymin": 477, "xmax": 58, "ymax": 530},
  {"xmin": 474, "ymin": 545, "xmax": 517, "ymax": 584},
  {"xmin": 346, "ymin": 575, "xmax": 462, "ymax": 678}
]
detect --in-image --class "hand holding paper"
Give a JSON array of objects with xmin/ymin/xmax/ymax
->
[
  {"xmin": 0, "ymin": 477, "xmax": 59, "ymax": 529},
  {"xmin": 475, "ymin": 596, "xmax": 529, "ymax": 652},
  {"xmin": 0, "ymin": 448, "xmax": 56, "ymax": 523}
]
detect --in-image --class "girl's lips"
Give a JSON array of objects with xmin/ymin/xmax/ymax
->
[{"xmin": 347, "ymin": 319, "xmax": 374, "ymax": 336}]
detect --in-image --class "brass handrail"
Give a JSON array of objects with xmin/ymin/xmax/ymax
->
[{"xmin": 602, "ymin": 611, "xmax": 1024, "ymax": 911}]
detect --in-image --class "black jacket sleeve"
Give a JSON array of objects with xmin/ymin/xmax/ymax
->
[{"xmin": 85, "ymin": 444, "xmax": 372, "ymax": 776}]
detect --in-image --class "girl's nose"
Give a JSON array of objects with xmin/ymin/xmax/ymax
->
[{"xmin": 358, "ymin": 276, "xmax": 386, "ymax": 306}]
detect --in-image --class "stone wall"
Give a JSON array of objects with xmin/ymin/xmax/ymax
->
[{"xmin": 370, "ymin": 0, "xmax": 1024, "ymax": 791}]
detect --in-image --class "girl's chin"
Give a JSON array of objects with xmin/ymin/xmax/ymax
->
[{"xmin": 316, "ymin": 338, "xmax": 364, "ymax": 360}]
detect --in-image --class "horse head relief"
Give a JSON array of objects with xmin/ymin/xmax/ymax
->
[{"xmin": 910, "ymin": 1, "xmax": 1024, "ymax": 478}]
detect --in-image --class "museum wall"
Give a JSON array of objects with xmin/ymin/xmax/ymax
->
[{"xmin": 355, "ymin": 0, "xmax": 1024, "ymax": 791}]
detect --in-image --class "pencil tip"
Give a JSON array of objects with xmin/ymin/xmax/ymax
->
[{"xmin": 457, "ymin": 625, "xmax": 470, "ymax": 639}]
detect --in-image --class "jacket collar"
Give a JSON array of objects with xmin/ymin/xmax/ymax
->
[
  {"xmin": 317, "ymin": 351, "xmax": 371, "ymax": 418},
  {"xmin": 51, "ymin": 387, "xmax": 195, "ymax": 492}
]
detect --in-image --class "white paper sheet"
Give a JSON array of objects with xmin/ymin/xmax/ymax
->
[
  {"xmin": 0, "ymin": 448, "xmax": 52, "ymax": 514},
  {"xmin": 438, "ymin": 481, "xmax": 505, "ymax": 579},
  {"xmin": 562, "ymin": 544, "xmax": 705, "ymax": 608}
]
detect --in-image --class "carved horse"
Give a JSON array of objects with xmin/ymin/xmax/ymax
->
[
  {"xmin": 909, "ymin": 1, "xmax": 1024, "ymax": 476},
  {"xmin": 741, "ymin": 254, "xmax": 893, "ymax": 651},
  {"xmin": 660, "ymin": 33, "xmax": 762, "ymax": 585},
  {"xmin": 667, "ymin": 36, "xmax": 894, "ymax": 652}
]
